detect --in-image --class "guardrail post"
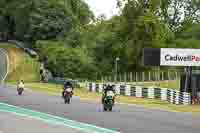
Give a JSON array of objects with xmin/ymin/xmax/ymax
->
[
  {"xmin": 183, "ymin": 92, "xmax": 191, "ymax": 105},
  {"xmin": 124, "ymin": 72, "xmax": 127, "ymax": 83},
  {"xmin": 175, "ymin": 71, "xmax": 178, "ymax": 80},
  {"xmin": 136, "ymin": 86, "xmax": 142, "ymax": 98},
  {"xmin": 99, "ymin": 83, "xmax": 103, "ymax": 93},
  {"xmin": 125, "ymin": 85, "xmax": 131, "ymax": 96},
  {"xmin": 168, "ymin": 70, "xmax": 170, "ymax": 80},
  {"xmin": 170, "ymin": 90, "xmax": 174, "ymax": 104},
  {"xmin": 161, "ymin": 71, "xmax": 164, "ymax": 81},
  {"xmin": 148, "ymin": 87, "xmax": 154, "ymax": 99},
  {"xmin": 92, "ymin": 83, "xmax": 96, "ymax": 92},
  {"xmin": 130, "ymin": 72, "xmax": 132, "ymax": 82},
  {"xmin": 175, "ymin": 91, "xmax": 180, "ymax": 105},
  {"xmin": 148, "ymin": 71, "xmax": 151, "ymax": 81},
  {"xmin": 161, "ymin": 88, "xmax": 167, "ymax": 101},
  {"xmin": 136, "ymin": 72, "xmax": 138, "ymax": 85},
  {"xmin": 115, "ymin": 84, "xmax": 120, "ymax": 95},
  {"xmin": 142, "ymin": 72, "xmax": 145, "ymax": 82}
]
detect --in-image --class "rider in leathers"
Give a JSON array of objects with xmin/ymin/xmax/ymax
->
[
  {"xmin": 62, "ymin": 81, "xmax": 74, "ymax": 97},
  {"xmin": 102, "ymin": 85, "xmax": 115, "ymax": 104},
  {"xmin": 17, "ymin": 80, "xmax": 24, "ymax": 90}
]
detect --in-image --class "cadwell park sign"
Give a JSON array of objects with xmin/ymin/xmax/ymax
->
[
  {"xmin": 160, "ymin": 48, "xmax": 200, "ymax": 66},
  {"xmin": 143, "ymin": 48, "xmax": 200, "ymax": 104},
  {"xmin": 143, "ymin": 48, "xmax": 200, "ymax": 67}
]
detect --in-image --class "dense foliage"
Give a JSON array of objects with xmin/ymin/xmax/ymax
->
[
  {"xmin": 0, "ymin": 0, "xmax": 93, "ymax": 41},
  {"xmin": 1, "ymin": 0, "xmax": 199, "ymax": 80}
]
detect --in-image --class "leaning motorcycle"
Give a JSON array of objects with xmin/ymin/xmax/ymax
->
[
  {"xmin": 103, "ymin": 91, "xmax": 115, "ymax": 111},
  {"xmin": 63, "ymin": 87, "xmax": 73, "ymax": 104},
  {"xmin": 17, "ymin": 87, "xmax": 24, "ymax": 95}
]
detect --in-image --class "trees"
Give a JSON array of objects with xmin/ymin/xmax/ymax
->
[
  {"xmin": 118, "ymin": 0, "xmax": 200, "ymax": 32},
  {"xmin": 1, "ymin": 0, "xmax": 199, "ymax": 80},
  {"xmin": 155, "ymin": 0, "xmax": 200, "ymax": 32},
  {"xmin": 35, "ymin": 40, "xmax": 97, "ymax": 80},
  {"xmin": 175, "ymin": 24, "xmax": 200, "ymax": 48},
  {"xmin": 27, "ymin": 0, "xmax": 74, "ymax": 41},
  {"xmin": 0, "ymin": 0, "xmax": 93, "ymax": 41},
  {"xmin": 0, "ymin": 0, "xmax": 31, "ymax": 39},
  {"xmin": 113, "ymin": 0, "xmax": 171, "ymax": 70}
]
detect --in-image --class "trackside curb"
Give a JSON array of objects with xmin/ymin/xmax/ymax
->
[{"xmin": 0, "ymin": 102, "xmax": 120, "ymax": 133}]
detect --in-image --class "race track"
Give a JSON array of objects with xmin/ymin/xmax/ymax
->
[
  {"xmin": 0, "ymin": 85, "xmax": 200, "ymax": 133},
  {"xmin": 0, "ymin": 112, "xmax": 86, "ymax": 133}
]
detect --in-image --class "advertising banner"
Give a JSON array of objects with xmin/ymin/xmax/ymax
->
[{"xmin": 160, "ymin": 48, "xmax": 200, "ymax": 66}]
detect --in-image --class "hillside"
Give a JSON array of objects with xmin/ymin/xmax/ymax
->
[{"xmin": 0, "ymin": 43, "xmax": 40, "ymax": 82}]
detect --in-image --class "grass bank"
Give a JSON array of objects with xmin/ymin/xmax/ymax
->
[{"xmin": 0, "ymin": 43, "xmax": 40, "ymax": 82}]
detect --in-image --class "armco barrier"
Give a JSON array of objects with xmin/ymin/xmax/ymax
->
[
  {"xmin": 85, "ymin": 82, "xmax": 191, "ymax": 105},
  {"xmin": 130, "ymin": 86, "xmax": 136, "ymax": 96}
]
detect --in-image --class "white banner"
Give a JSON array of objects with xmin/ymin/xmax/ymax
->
[{"xmin": 160, "ymin": 48, "xmax": 200, "ymax": 66}]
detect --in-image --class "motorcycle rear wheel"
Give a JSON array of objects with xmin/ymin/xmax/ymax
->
[
  {"xmin": 64, "ymin": 97, "xmax": 70, "ymax": 104},
  {"xmin": 18, "ymin": 91, "xmax": 22, "ymax": 95}
]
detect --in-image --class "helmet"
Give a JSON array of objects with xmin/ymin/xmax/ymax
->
[
  {"xmin": 19, "ymin": 80, "xmax": 24, "ymax": 83},
  {"xmin": 64, "ymin": 81, "xmax": 72, "ymax": 87},
  {"xmin": 105, "ymin": 85, "xmax": 113, "ymax": 91}
]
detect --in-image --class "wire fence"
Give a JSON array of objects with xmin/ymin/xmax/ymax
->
[{"xmin": 101, "ymin": 70, "xmax": 182, "ymax": 83}]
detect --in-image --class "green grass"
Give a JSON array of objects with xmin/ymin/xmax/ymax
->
[
  {"xmin": 0, "ymin": 43, "xmax": 40, "ymax": 82},
  {"xmin": 8, "ymin": 82, "xmax": 200, "ymax": 114},
  {"xmin": 117, "ymin": 95, "xmax": 200, "ymax": 114}
]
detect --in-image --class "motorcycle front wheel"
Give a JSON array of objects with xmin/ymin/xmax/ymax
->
[
  {"xmin": 103, "ymin": 106, "xmax": 107, "ymax": 111},
  {"xmin": 17, "ymin": 89, "xmax": 23, "ymax": 95},
  {"xmin": 18, "ymin": 91, "xmax": 22, "ymax": 95}
]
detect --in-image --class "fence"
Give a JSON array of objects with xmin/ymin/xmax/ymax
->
[
  {"xmin": 0, "ymin": 48, "xmax": 9, "ymax": 83},
  {"xmin": 48, "ymin": 77, "xmax": 79, "ymax": 87},
  {"xmin": 101, "ymin": 70, "xmax": 182, "ymax": 83},
  {"xmin": 85, "ymin": 82, "xmax": 191, "ymax": 105}
]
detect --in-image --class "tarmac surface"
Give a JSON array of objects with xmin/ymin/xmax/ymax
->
[
  {"xmin": 0, "ymin": 85, "xmax": 200, "ymax": 133},
  {"xmin": 0, "ymin": 112, "xmax": 88, "ymax": 133}
]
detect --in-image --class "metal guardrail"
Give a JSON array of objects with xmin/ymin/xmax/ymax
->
[{"xmin": 85, "ymin": 82, "xmax": 191, "ymax": 105}]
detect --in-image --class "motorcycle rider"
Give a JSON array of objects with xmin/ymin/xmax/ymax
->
[
  {"xmin": 62, "ymin": 81, "xmax": 74, "ymax": 97},
  {"xmin": 102, "ymin": 85, "xmax": 115, "ymax": 105},
  {"xmin": 17, "ymin": 80, "xmax": 24, "ymax": 90}
]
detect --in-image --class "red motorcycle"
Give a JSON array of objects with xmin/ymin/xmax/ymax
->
[{"xmin": 63, "ymin": 87, "xmax": 73, "ymax": 104}]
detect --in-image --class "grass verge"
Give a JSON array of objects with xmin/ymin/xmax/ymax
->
[
  {"xmin": 0, "ymin": 43, "xmax": 40, "ymax": 82},
  {"xmin": 8, "ymin": 82, "xmax": 200, "ymax": 114}
]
